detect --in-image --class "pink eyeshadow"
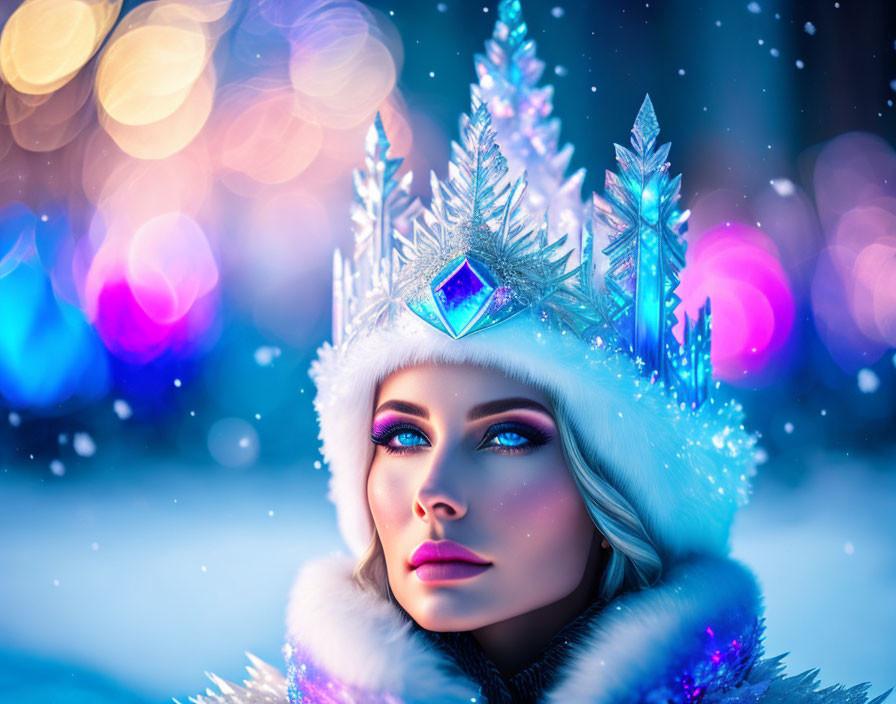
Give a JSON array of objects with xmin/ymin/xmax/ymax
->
[
  {"xmin": 371, "ymin": 412, "xmax": 406, "ymax": 437},
  {"xmin": 494, "ymin": 409, "xmax": 557, "ymax": 435}
]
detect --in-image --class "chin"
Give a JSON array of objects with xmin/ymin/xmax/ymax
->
[
  {"xmin": 402, "ymin": 587, "xmax": 494, "ymax": 633},
  {"xmin": 411, "ymin": 604, "xmax": 489, "ymax": 633}
]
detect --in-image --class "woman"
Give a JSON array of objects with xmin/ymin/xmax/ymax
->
[
  {"xmin": 184, "ymin": 95, "xmax": 889, "ymax": 703},
  {"xmin": 183, "ymin": 4, "xmax": 890, "ymax": 701},
  {"xmin": 286, "ymin": 360, "xmax": 760, "ymax": 703}
]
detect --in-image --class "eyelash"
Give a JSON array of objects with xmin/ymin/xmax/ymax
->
[
  {"xmin": 370, "ymin": 421, "xmax": 552, "ymax": 456},
  {"xmin": 370, "ymin": 422, "xmax": 431, "ymax": 455},
  {"xmin": 477, "ymin": 421, "xmax": 552, "ymax": 454}
]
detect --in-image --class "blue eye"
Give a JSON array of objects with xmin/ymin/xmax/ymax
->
[
  {"xmin": 478, "ymin": 422, "xmax": 551, "ymax": 453},
  {"xmin": 391, "ymin": 431, "xmax": 428, "ymax": 448},
  {"xmin": 371, "ymin": 422, "xmax": 431, "ymax": 454},
  {"xmin": 491, "ymin": 431, "xmax": 528, "ymax": 447}
]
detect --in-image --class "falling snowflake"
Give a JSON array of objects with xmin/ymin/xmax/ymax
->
[
  {"xmin": 73, "ymin": 432, "xmax": 97, "ymax": 458},
  {"xmin": 770, "ymin": 178, "xmax": 795, "ymax": 196},
  {"xmin": 857, "ymin": 368, "xmax": 880, "ymax": 393},
  {"xmin": 254, "ymin": 345, "xmax": 282, "ymax": 366},
  {"xmin": 113, "ymin": 399, "xmax": 132, "ymax": 420}
]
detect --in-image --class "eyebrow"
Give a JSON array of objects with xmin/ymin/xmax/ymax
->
[
  {"xmin": 467, "ymin": 397, "xmax": 553, "ymax": 422},
  {"xmin": 372, "ymin": 397, "xmax": 553, "ymax": 422},
  {"xmin": 373, "ymin": 400, "xmax": 429, "ymax": 419}
]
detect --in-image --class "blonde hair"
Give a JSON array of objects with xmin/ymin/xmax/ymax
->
[{"xmin": 354, "ymin": 394, "xmax": 662, "ymax": 601}]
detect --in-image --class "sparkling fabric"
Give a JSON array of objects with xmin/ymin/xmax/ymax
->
[
  {"xmin": 639, "ymin": 618, "xmax": 763, "ymax": 704},
  {"xmin": 408, "ymin": 605, "xmax": 762, "ymax": 704},
  {"xmin": 285, "ymin": 644, "xmax": 402, "ymax": 704}
]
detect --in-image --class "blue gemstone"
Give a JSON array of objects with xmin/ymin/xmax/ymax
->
[{"xmin": 431, "ymin": 256, "xmax": 496, "ymax": 337}]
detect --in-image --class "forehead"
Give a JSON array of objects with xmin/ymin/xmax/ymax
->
[{"xmin": 375, "ymin": 362, "xmax": 550, "ymax": 413}]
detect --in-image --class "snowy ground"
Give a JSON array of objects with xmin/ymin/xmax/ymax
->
[
  {"xmin": 731, "ymin": 452, "xmax": 896, "ymax": 695},
  {"xmin": 1, "ymin": 453, "xmax": 894, "ymax": 702}
]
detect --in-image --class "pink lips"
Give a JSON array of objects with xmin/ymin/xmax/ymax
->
[{"xmin": 409, "ymin": 540, "xmax": 492, "ymax": 582}]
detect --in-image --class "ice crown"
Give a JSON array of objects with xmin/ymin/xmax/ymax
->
[{"xmin": 332, "ymin": 0, "xmax": 712, "ymax": 410}]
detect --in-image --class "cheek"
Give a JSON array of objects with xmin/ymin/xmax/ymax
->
[
  {"xmin": 481, "ymin": 455, "xmax": 592, "ymax": 564},
  {"xmin": 367, "ymin": 458, "xmax": 414, "ymax": 535}
]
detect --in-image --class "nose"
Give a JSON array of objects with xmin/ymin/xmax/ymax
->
[{"xmin": 412, "ymin": 448, "xmax": 467, "ymax": 522}]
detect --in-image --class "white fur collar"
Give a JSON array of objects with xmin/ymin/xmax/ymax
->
[
  {"xmin": 286, "ymin": 554, "xmax": 761, "ymax": 703},
  {"xmin": 286, "ymin": 555, "xmax": 480, "ymax": 703}
]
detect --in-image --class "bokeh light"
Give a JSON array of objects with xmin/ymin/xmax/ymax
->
[
  {"xmin": 292, "ymin": 40, "xmax": 396, "ymax": 129},
  {"xmin": 288, "ymin": 4, "xmax": 397, "ymax": 129},
  {"xmin": 235, "ymin": 186, "xmax": 332, "ymax": 344},
  {"xmin": 0, "ymin": 258, "xmax": 109, "ymax": 408},
  {"xmin": 213, "ymin": 79, "xmax": 323, "ymax": 187},
  {"xmin": 10, "ymin": 0, "xmax": 411, "ymax": 376},
  {"xmin": 1, "ymin": 0, "xmax": 880, "ymax": 424},
  {"xmin": 82, "ymin": 128, "xmax": 213, "ymax": 219},
  {"xmin": 99, "ymin": 62, "xmax": 216, "ymax": 159},
  {"xmin": 754, "ymin": 180, "xmax": 822, "ymax": 290},
  {"xmin": 7, "ymin": 63, "xmax": 96, "ymax": 152},
  {"xmin": 92, "ymin": 1, "xmax": 225, "ymax": 161},
  {"xmin": 84, "ymin": 212, "xmax": 219, "ymax": 363},
  {"xmin": 34, "ymin": 201, "xmax": 82, "ymax": 304},
  {"xmin": 206, "ymin": 416, "xmax": 259, "ymax": 468},
  {"xmin": 90, "ymin": 275, "xmax": 218, "ymax": 363},
  {"xmin": 0, "ymin": 200, "xmax": 36, "ymax": 277},
  {"xmin": 676, "ymin": 222, "xmax": 795, "ymax": 384},
  {"xmin": 0, "ymin": 3, "xmax": 894, "ymax": 701},
  {"xmin": 813, "ymin": 132, "xmax": 896, "ymax": 230},
  {"xmin": 810, "ymin": 133, "xmax": 896, "ymax": 372},
  {"xmin": 0, "ymin": 0, "xmax": 120, "ymax": 95},
  {"xmin": 128, "ymin": 213, "xmax": 218, "ymax": 324},
  {"xmin": 95, "ymin": 3, "xmax": 211, "ymax": 126}
]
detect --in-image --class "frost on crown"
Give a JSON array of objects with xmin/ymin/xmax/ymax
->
[
  {"xmin": 332, "ymin": 114, "xmax": 420, "ymax": 347},
  {"xmin": 333, "ymin": 76, "xmax": 711, "ymax": 409},
  {"xmin": 399, "ymin": 87, "xmax": 572, "ymax": 339},
  {"xmin": 596, "ymin": 95, "xmax": 712, "ymax": 408},
  {"xmin": 475, "ymin": 0, "xmax": 586, "ymax": 253}
]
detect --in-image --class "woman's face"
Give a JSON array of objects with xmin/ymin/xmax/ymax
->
[{"xmin": 366, "ymin": 362, "xmax": 597, "ymax": 632}]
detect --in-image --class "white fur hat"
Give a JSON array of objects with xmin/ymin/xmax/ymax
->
[
  {"xmin": 310, "ymin": 85, "xmax": 757, "ymax": 563},
  {"xmin": 310, "ymin": 306, "xmax": 755, "ymax": 562}
]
